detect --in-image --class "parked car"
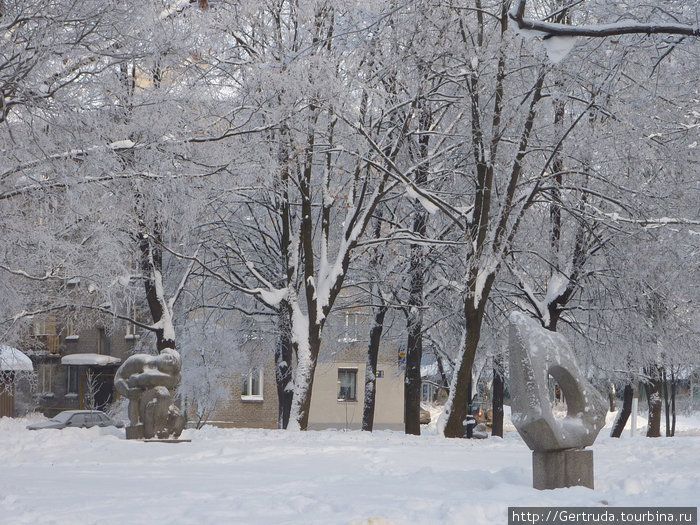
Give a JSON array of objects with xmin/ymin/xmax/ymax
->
[
  {"xmin": 420, "ymin": 405, "xmax": 431, "ymax": 425},
  {"xmin": 471, "ymin": 401, "xmax": 493, "ymax": 427},
  {"xmin": 27, "ymin": 410, "xmax": 124, "ymax": 430}
]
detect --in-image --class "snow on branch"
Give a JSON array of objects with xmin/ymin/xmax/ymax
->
[
  {"xmin": 159, "ymin": 243, "xmax": 288, "ymax": 310},
  {"xmin": 605, "ymin": 214, "xmax": 700, "ymax": 228},
  {"xmin": 509, "ymin": 0, "xmax": 700, "ymax": 38},
  {"xmin": 0, "ymin": 264, "xmax": 63, "ymax": 282}
]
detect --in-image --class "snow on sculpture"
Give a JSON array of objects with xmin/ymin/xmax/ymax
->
[
  {"xmin": 114, "ymin": 348, "xmax": 185, "ymax": 440},
  {"xmin": 508, "ymin": 311, "xmax": 607, "ymax": 489}
]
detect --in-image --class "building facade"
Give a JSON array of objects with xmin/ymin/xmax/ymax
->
[
  {"xmin": 24, "ymin": 313, "xmax": 141, "ymax": 417},
  {"xmin": 209, "ymin": 310, "xmax": 407, "ymax": 431}
]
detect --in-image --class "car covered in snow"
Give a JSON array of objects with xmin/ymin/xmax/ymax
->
[{"xmin": 26, "ymin": 410, "xmax": 124, "ymax": 430}]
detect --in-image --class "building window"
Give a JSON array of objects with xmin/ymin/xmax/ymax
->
[
  {"xmin": 64, "ymin": 318, "xmax": 79, "ymax": 340},
  {"xmin": 339, "ymin": 312, "xmax": 359, "ymax": 343},
  {"xmin": 39, "ymin": 364, "xmax": 56, "ymax": 396},
  {"xmin": 241, "ymin": 368, "xmax": 263, "ymax": 400},
  {"xmin": 338, "ymin": 368, "xmax": 357, "ymax": 401},
  {"xmin": 422, "ymin": 383, "xmax": 436, "ymax": 403},
  {"xmin": 125, "ymin": 302, "xmax": 140, "ymax": 340},
  {"xmin": 96, "ymin": 328, "xmax": 110, "ymax": 355},
  {"xmin": 33, "ymin": 314, "xmax": 56, "ymax": 336},
  {"xmin": 67, "ymin": 366, "xmax": 79, "ymax": 394},
  {"xmin": 33, "ymin": 314, "xmax": 59, "ymax": 353},
  {"xmin": 125, "ymin": 321, "xmax": 139, "ymax": 340}
]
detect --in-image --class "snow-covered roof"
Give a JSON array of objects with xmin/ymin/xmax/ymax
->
[
  {"xmin": 0, "ymin": 345, "xmax": 34, "ymax": 372},
  {"xmin": 61, "ymin": 354, "xmax": 122, "ymax": 366}
]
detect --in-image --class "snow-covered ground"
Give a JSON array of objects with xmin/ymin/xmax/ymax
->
[{"xmin": 1, "ymin": 409, "xmax": 699, "ymax": 525}]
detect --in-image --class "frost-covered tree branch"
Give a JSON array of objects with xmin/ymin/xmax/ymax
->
[
  {"xmin": 509, "ymin": 0, "xmax": 700, "ymax": 38},
  {"xmin": 604, "ymin": 214, "xmax": 700, "ymax": 228}
]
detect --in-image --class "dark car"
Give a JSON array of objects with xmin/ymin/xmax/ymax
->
[
  {"xmin": 471, "ymin": 401, "xmax": 493, "ymax": 427},
  {"xmin": 27, "ymin": 410, "xmax": 124, "ymax": 430}
]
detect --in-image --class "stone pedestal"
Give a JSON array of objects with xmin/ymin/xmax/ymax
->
[
  {"xmin": 533, "ymin": 449, "xmax": 594, "ymax": 490},
  {"xmin": 125, "ymin": 424, "xmax": 145, "ymax": 440}
]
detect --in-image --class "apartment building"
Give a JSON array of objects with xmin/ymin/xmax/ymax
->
[
  {"xmin": 25, "ymin": 313, "xmax": 141, "ymax": 417},
  {"xmin": 210, "ymin": 310, "xmax": 406, "ymax": 431}
]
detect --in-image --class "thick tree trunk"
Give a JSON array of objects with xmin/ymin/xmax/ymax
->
[
  {"xmin": 290, "ymin": 115, "xmax": 321, "ymax": 432},
  {"xmin": 404, "ymin": 99, "xmax": 430, "ymax": 436},
  {"xmin": 611, "ymin": 383, "xmax": 634, "ymax": 438},
  {"xmin": 404, "ymin": 311, "xmax": 423, "ymax": 435},
  {"xmin": 290, "ymin": 313, "xmax": 323, "ymax": 430},
  {"xmin": 465, "ymin": 378, "xmax": 474, "ymax": 439},
  {"xmin": 646, "ymin": 366, "xmax": 663, "ymax": 438},
  {"xmin": 443, "ymin": 301, "xmax": 485, "ymax": 438},
  {"xmin": 663, "ymin": 369, "xmax": 677, "ymax": 437},
  {"xmin": 139, "ymin": 229, "xmax": 175, "ymax": 352},
  {"xmin": 491, "ymin": 354, "xmax": 504, "ymax": 438},
  {"xmin": 404, "ymin": 244, "xmax": 425, "ymax": 435},
  {"xmin": 663, "ymin": 368, "xmax": 671, "ymax": 437},
  {"xmin": 276, "ymin": 129, "xmax": 294, "ymax": 430},
  {"xmin": 362, "ymin": 303, "xmax": 387, "ymax": 431},
  {"xmin": 275, "ymin": 306, "xmax": 294, "ymax": 429},
  {"xmin": 671, "ymin": 370, "xmax": 676, "ymax": 437}
]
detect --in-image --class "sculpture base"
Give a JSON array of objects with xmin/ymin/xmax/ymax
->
[
  {"xmin": 533, "ymin": 449, "xmax": 594, "ymax": 490},
  {"xmin": 125, "ymin": 424, "xmax": 145, "ymax": 440}
]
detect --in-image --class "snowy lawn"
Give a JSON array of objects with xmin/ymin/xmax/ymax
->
[{"xmin": 1, "ymin": 411, "xmax": 699, "ymax": 525}]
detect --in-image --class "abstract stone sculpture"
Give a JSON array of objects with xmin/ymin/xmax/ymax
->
[
  {"xmin": 115, "ymin": 348, "xmax": 185, "ymax": 440},
  {"xmin": 508, "ymin": 311, "xmax": 607, "ymax": 489}
]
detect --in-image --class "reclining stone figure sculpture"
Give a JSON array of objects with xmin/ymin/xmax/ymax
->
[
  {"xmin": 508, "ymin": 311, "xmax": 607, "ymax": 489},
  {"xmin": 114, "ymin": 348, "xmax": 186, "ymax": 440}
]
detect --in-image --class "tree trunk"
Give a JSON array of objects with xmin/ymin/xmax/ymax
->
[
  {"xmin": 671, "ymin": 369, "xmax": 676, "ymax": 437},
  {"xmin": 289, "ymin": 310, "xmax": 323, "ymax": 430},
  {"xmin": 646, "ymin": 366, "xmax": 663, "ymax": 438},
  {"xmin": 276, "ymin": 128, "xmax": 294, "ymax": 429},
  {"xmin": 663, "ymin": 368, "xmax": 671, "ymax": 437},
  {"xmin": 404, "ymin": 311, "xmax": 423, "ymax": 435},
  {"xmin": 443, "ymin": 300, "xmax": 485, "ymax": 438},
  {"xmin": 362, "ymin": 303, "xmax": 387, "ymax": 431},
  {"xmin": 611, "ymin": 383, "xmax": 633, "ymax": 438},
  {"xmin": 275, "ymin": 305, "xmax": 294, "ymax": 429},
  {"xmin": 608, "ymin": 382, "xmax": 616, "ymax": 412},
  {"xmin": 404, "ymin": 98, "xmax": 431, "ymax": 436},
  {"xmin": 435, "ymin": 351, "xmax": 449, "ymax": 395},
  {"xmin": 139, "ymin": 228, "xmax": 175, "ymax": 352},
  {"xmin": 491, "ymin": 354, "xmax": 504, "ymax": 438},
  {"xmin": 465, "ymin": 377, "xmax": 474, "ymax": 439},
  {"xmin": 404, "ymin": 239, "xmax": 425, "ymax": 435}
]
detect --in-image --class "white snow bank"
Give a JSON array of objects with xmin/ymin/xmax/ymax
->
[
  {"xmin": 0, "ymin": 345, "xmax": 33, "ymax": 372},
  {"xmin": 1, "ymin": 410, "xmax": 699, "ymax": 524},
  {"xmin": 60, "ymin": 353, "xmax": 122, "ymax": 366}
]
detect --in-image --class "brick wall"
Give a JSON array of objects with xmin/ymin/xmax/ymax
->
[{"xmin": 209, "ymin": 362, "xmax": 279, "ymax": 429}]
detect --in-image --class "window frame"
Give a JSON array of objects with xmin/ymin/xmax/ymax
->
[
  {"xmin": 337, "ymin": 368, "xmax": 358, "ymax": 402},
  {"xmin": 39, "ymin": 364, "xmax": 55, "ymax": 396},
  {"xmin": 33, "ymin": 314, "xmax": 57, "ymax": 336},
  {"xmin": 124, "ymin": 302, "xmax": 140, "ymax": 340},
  {"xmin": 64, "ymin": 317, "xmax": 79, "ymax": 341},
  {"xmin": 338, "ymin": 311, "xmax": 360, "ymax": 343},
  {"xmin": 67, "ymin": 366, "xmax": 79, "ymax": 394},
  {"xmin": 241, "ymin": 368, "xmax": 264, "ymax": 401}
]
